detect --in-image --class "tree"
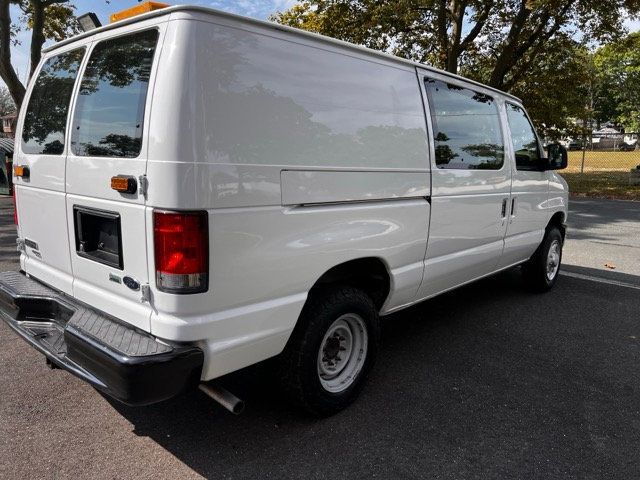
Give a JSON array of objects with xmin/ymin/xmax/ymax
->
[
  {"xmin": 0, "ymin": 0, "xmax": 77, "ymax": 110},
  {"xmin": 593, "ymin": 32, "xmax": 640, "ymax": 132},
  {"xmin": 272, "ymin": 1, "xmax": 640, "ymax": 90},
  {"xmin": 0, "ymin": 84, "xmax": 14, "ymax": 115},
  {"xmin": 464, "ymin": 33, "xmax": 594, "ymax": 139}
]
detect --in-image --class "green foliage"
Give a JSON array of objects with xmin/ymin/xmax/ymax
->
[
  {"xmin": 39, "ymin": 3, "xmax": 78, "ymax": 41},
  {"xmin": 0, "ymin": 0, "xmax": 80, "ymax": 109},
  {"xmin": 14, "ymin": 1, "xmax": 79, "ymax": 42},
  {"xmin": 506, "ymin": 36, "xmax": 594, "ymax": 139},
  {"xmin": 593, "ymin": 32, "xmax": 640, "ymax": 132}
]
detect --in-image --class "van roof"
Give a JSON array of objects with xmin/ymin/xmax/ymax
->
[{"xmin": 46, "ymin": 4, "xmax": 522, "ymax": 103}]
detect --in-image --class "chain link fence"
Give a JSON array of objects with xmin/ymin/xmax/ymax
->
[
  {"xmin": 561, "ymin": 132, "xmax": 640, "ymax": 200},
  {"xmin": 565, "ymin": 132, "xmax": 639, "ymax": 173}
]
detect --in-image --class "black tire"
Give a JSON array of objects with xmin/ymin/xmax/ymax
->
[
  {"xmin": 522, "ymin": 226, "xmax": 563, "ymax": 292},
  {"xmin": 278, "ymin": 285, "xmax": 380, "ymax": 417}
]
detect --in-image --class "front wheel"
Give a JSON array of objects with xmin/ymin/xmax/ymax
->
[
  {"xmin": 278, "ymin": 286, "xmax": 380, "ymax": 416},
  {"xmin": 522, "ymin": 226, "xmax": 564, "ymax": 292}
]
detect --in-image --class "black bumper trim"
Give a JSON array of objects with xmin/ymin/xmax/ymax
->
[{"xmin": 0, "ymin": 271, "xmax": 203, "ymax": 406}]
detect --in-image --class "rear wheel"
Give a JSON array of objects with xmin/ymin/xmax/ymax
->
[
  {"xmin": 279, "ymin": 286, "xmax": 380, "ymax": 416},
  {"xmin": 523, "ymin": 226, "xmax": 563, "ymax": 292}
]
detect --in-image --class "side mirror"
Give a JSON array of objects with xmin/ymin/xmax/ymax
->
[{"xmin": 544, "ymin": 143, "xmax": 568, "ymax": 170}]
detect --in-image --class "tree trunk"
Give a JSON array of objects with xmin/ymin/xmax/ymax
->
[
  {"xmin": 0, "ymin": 0, "xmax": 25, "ymax": 109},
  {"xmin": 435, "ymin": 0, "xmax": 449, "ymax": 70},
  {"xmin": 488, "ymin": 1, "xmax": 531, "ymax": 89},
  {"xmin": 446, "ymin": 0, "xmax": 466, "ymax": 75},
  {"xmin": 30, "ymin": 0, "xmax": 46, "ymax": 80}
]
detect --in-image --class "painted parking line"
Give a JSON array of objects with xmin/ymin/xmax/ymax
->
[{"xmin": 560, "ymin": 270, "xmax": 640, "ymax": 290}]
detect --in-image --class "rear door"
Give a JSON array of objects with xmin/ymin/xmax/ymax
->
[
  {"xmin": 64, "ymin": 28, "xmax": 161, "ymax": 330},
  {"xmin": 15, "ymin": 46, "xmax": 86, "ymax": 294}
]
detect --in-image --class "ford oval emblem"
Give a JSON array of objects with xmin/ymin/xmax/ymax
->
[{"xmin": 123, "ymin": 276, "xmax": 140, "ymax": 291}]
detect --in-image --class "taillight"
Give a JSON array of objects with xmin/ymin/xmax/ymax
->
[{"xmin": 153, "ymin": 210, "xmax": 208, "ymax": 294}]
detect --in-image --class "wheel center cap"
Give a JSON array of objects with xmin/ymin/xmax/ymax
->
[{"xmin": 324, "ymin": 336, "xmax": 340, "ymax": 359}]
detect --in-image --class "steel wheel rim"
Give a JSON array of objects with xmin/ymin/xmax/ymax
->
[
  {"xmin": 546, "ymin": 239, "xmax": 561, "ymax": 281},
  {"xmin": 317, "ymin": 313, "xmax": 368, "ymax": 393}
]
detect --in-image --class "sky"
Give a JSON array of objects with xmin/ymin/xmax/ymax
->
[{"xmin": 3, "ymin": 1, "xmax": 640, "ymax": 90}]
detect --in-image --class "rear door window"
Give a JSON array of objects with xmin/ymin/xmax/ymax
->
[
  {"xmin": 71, "ymin": 29, "xmax": 159, "ymax": 158},
  {"xmin": 22, "ymin": 48, "xmax": 85, "ymax": 155}
]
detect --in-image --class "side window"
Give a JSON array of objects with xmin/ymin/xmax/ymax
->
[
  {"xmin": 425, "ymin": 78, "xmax": 504, "ymax": 170},
  {"xmin": 71, "ymin": 29, "xmax": 159, "ymax": 158},
  {"xmin": 22, "ymin": 49, "xmax": 84, "ymax": 155},
  {"xmin": 506, "ymin": 103, "xmax": 541, "ymax": 170}
]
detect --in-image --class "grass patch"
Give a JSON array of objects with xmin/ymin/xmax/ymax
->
[
  {"xmin": 563, "ymin": 151, "xmax": 640, "ymax": 200},
  {"xmin": 561, "ymin": 171, "xmax": 640, "ymax": 201}
]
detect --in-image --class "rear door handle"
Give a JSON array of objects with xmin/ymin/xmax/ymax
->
[
  {"xmin": 501, "ymin": 198, "xmax": 507, "ymax": 218},
  {"xmin": 511, "ymin": 197, "xmax": 517, "ymax": 217}
]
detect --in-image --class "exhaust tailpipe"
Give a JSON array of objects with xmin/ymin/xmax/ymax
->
[{"xmin": 199, "ymin": 383, "xmax": 245, "ymax": 415}]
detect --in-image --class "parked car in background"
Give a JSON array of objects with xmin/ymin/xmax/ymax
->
[
  {"xmin": 619, "ymin": 141, "xmax": 637, "ymax": 151},
  {"xmin": 568, "ymin": 139, "xmax": 584, "ymax": 151},
  {"xmin": 1, "ymin": 4, "xmax": 569, "ymax": 416}
]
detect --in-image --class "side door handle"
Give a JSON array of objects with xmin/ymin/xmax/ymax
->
[
  {"xmin": 501, "ymin": 198, "xmax": 508, "ymax": 219},
  {"xmin": 510, "ymin": 197, "xmax": 517, "ymax": 219}
]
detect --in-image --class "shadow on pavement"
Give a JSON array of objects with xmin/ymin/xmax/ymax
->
[
  {"xmin": 567, "ymin": 198, "xmax": 640, "ymax": 243},
  {"xmin": 106, "ymin": 268, "xmax": 640, "ymax": 479}
]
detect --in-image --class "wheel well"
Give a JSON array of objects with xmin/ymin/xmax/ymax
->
[
  {"xmin": 547, "ymin": 212, "xmax": 566, "ymax": 240},
  {"xmin": 311, "ymin": 258, "xmax": 391, "ymax": 311}
]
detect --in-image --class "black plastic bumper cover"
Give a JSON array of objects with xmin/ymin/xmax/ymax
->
[{"xmin": 0, "ymin": 271, "xmax": 203, "ymax": 406}]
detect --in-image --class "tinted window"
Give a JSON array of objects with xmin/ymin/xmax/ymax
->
[
  {"xmin": 71, "ymin": 30, "xmax": 158, "ymax": 158},
  {"xmin": 506, "ymin": 104, "xmax": 541, "ymax": 170},
  {"xmin": 425, "ymin": 79, "xmax": 504, "ymax": 170},
  {"xmin": 22, "ymin": 49, "xmax": 84, "ymax": 155}
]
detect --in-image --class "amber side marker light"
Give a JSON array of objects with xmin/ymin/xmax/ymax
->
[
  {"xmin": 111, "ymin": 175, "xmax": 137, "ymax": 194},
  {"xmin": 110, "ymin": 1, "xmax": 169, "ymax": 23},
  {"xmin": 13, "ymin": 165, "xmax": 29, "ymax": 179}
]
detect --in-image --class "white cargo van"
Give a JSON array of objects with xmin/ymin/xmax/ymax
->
[{"xmin": 1, "ymin": 4, "xmax": 568, "ymax": 416}]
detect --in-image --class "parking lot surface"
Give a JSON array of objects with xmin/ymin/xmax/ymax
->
[
  {"xmin": 1, "ymin": 197, "xmax": 639, "ymax": 479},
  {"xmin": 563, "ymin": 198, "xmax": 640, "ymax": 282}
]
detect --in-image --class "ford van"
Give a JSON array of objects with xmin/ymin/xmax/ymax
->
[{"xmin": 0, "ymin": 4, "xmax": 568, "ymax": 416}]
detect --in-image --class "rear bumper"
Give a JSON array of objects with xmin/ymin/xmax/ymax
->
[{"xmin": 0, "ymin": 271, "xmax": 203, "ymax": 406}]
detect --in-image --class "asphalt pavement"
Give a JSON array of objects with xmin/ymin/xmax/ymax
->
[
  {"xmin": 563, "ymin": 198, "xmax": 640, "ymax": 282},
  {"xmin": 0, "ymin": 197, "xmax": 639, "ymax": 479}
]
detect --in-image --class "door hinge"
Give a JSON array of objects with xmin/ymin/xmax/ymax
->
[
  {"xmin": 16, "ymin": 238, "xmax": 25, "ymax": 252},
  {"xmin": 138, "ymin": 174, "xmax": 148, "ymax": 199},
  {"xmin": 141, "ymin": 284, "xmax": 151, "ymax": 303}
]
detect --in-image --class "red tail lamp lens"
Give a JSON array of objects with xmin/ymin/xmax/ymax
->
[{"xmin": 153, "ymin": 210, "xmax": 208, "ymax": 294}]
